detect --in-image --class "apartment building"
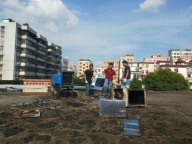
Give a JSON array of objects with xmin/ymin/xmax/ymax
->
[
  {"xmin": 144, "ymin": 54, "xmax": 170, "ymax": 63},
  {"xmin": 69, "ymin": 65, "xmax": 76, "ymax": 72},
  {"xmin": 138, "ymin": 62, "xmax": 155, "ymax": 77},
  {"xmin": 169, "ymin": 49, "xmax": 192, "ymax": 64},
  {"xmin": 61, "ymin": 58, "xmax": 69, "ymax": 71},
  {"xmin": 103, "ymin": 60, "xmax": 119, "ymax": 82},
  {"xmin": 77, "ymin": 59, "xmax": 92, "ymax": 78},
  {"xmin": 94, "ymin": 67, "xmax": 104, "ymax": 77},
  {"xmin": 159, "ymin": 59, "xmax": 188, "ymax": 78},
  {"xmin": 119, "ymin": 54, "xmax": 135, "ymax": 80},
  {"xmin": 0, "ymin": 19, "xmax": 62, "ymax": 80}
]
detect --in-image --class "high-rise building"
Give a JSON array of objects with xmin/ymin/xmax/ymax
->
[
  {"xmin": 103, "ymin": 60, "xmax": 119, "ymax": 82},
  {"xmin": 144, "ymin": 54, "xmax": 170, "ymax": 63},
  {"xmin": 94, "ymin": 67, "xmax": 104, "ymax": 77},
  {"xmin": 119, "ymin": 54, "xmax": 135, "ymax": 80},
  {"xmin": 77, "ymin": 59, "xmax": 92, "ymax": 78},
  {"xmin": 0, "ymin": 19, "xmax": 62, "ymax": 80},
  {"xmin": 169, "ymin": 49, "xmax": 192, "ymax": 64},
  {"xmin": 69, "ymin": 65, "xmax": 76, "ymax": 72},
  {"xmin": 61, "ymin": 58, "xmax": 69, "ymax": 71},
  {"xmin": 138, "ymin": 62, "xmax": 155, "ymax": 77}
]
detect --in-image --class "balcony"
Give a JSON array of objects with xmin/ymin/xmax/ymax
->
[
  {"xmin": 20, "ymin": 62, "xmax": 36, "ymax": 68},
  {"xmin": 50, "ymin": 58, "xmax": 57, "ymax": 63},
  {"xmin": 47, "ymin": 67, "xmax": 55, "ymax": 70},
  {"xmin": 37, "ymin": 50, "xmax": 46, "ymax": 55},
  {"xmin": 48, "ymin": 49, "xmax": 57, "ymax": 54},
  {"xmin": 36, "ymin": 65, "xmax": 46, "ymax": 69},
  {"xmin": 37, "ymin": 57, "xmax": 46, "ymax": 62},
  {"xmin": 46, "ymin": 73, "xmax": 53, "ymax": 77},
  {"xmin": 19, "ymin": 71, "xmax": 36, "ymax": 76},
  {"xmin": 22, "ymin": 35, "xmax": 36, "ymax": 43},
  {"xmin": 21, "ymin": 44, "xmax": 36, "ymax": 51},
  {"xmin": 0, "ymin": 51, "xmax": 3, "ymax": 55},
  {"xmin": 47, "ymin": 61, "xmax": 55, "ymax": 65},
  {"xmin": 37, "ymin": 42, "xmax": 46, "ymax": 48},
  {"xmin": 36, "ymin": 73, "xmax": 45, "ymax": 76},
  {"xmin": 20, "ymin": 53, "xmax": 36, "ymax": 59}
]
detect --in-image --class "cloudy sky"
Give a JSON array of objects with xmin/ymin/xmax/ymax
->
[{"xmin": 0, "ymin": 0, "xmax": 192, "ymax": 67}]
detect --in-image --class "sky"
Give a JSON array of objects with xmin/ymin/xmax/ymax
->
[{"xmin": 0, "ymin": 0, "xmax": 192, "ymax": 67}]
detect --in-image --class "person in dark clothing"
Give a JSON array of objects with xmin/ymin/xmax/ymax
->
[
  {"xmin": 84, "ymin": 64, "xmax": 94, "ymax": 96},
  {"xmin": 122, "ymin": 60, "xmax": 131, "ymax": 86}
]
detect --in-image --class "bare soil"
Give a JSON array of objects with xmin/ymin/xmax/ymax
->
[{"xmin": 0, "ymin": 91, "xmax": 192, "ymax": 144}]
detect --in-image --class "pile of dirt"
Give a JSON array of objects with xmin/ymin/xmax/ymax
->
[
  {"xmin": 23, "ymin": 133, "xmax": 51, "ymax": 143},
  {"xmin": 3, "ymin": 127, "xmax": 24, "ymax": 137},
  {"xmin": 67, "ymin": 101, "xmax": 85, "ymax": 107},
  {"xmin": 37, "ymin": 122, "xmax": 58, "ymax": 129}
]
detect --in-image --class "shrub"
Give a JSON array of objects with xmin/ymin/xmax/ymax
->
[
  {"xmin": 143, "ymin": 68, "xmax": 189, "ymax": 91},
  {"xmin": 130, "ymin": 77, "xmax": 143, "ymax": 88},
  {"xmin": 74, "ymin": 77, "xmax": 85, "ymax": 86}
]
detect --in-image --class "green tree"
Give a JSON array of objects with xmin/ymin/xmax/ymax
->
[
  {"xmin": 130, "ymin": 77, "xmax": 143, "ymax": 88},
  {"xmin": 143, "ymin": 68, "xmax": 189, "ymax": 91},
  {"xmin": 74, "ymin": 77, "xmax": 85, "ymax": 86}
]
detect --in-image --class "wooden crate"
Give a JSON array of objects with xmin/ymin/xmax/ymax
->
[{"xmin": 123, "ymin": 88, "xmax": 146, "ymax": 107}]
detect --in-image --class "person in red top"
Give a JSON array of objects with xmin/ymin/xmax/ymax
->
[{"xmin": 104, "ymin": 63, "xmax": 116, "ymax": 98}]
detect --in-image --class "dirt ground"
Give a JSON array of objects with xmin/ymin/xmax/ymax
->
[{"xmin": 0, "ymin": 91, "xmax": 192, "ymax": 144}]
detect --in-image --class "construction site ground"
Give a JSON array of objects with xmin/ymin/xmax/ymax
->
[{"xmin": 0, "ymin": 91, "xmax": 192, "ymax": 144}]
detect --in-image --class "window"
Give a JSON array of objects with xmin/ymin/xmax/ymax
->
[
  {"xmin": 0, "ymin": 75, "xmax": 2, "ymax": 80},
  {"xmin": 146, "ymin": 64, "xmax": 149, "ymax": 68},
  {"xmin": 0, "ymin": 46, "xmax": 3, "ymax": 51},
  {"xmin": 1, "ymin": 26, "xmax": 5, "ymax": 32},
  {"xmin": 174, "ymin": 68, "xmax": 178, "ymax": 72},
  {"xmin": 146, "ymin": 70, "xmax": 149, "ymax": 74},
  {"xmin": 1, "ymin": 36, "xmax": 4, "ymax": 41},
  {"xmin": 0, "ymin": 56, "xmax": 3, "ymax": 61}
]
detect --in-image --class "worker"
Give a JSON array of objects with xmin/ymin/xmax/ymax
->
[
  {"xmin": 104, "ymin": 62, "xmax": 116, "ymax": 98},
  {"xmin": 84, "ymin": 64, "xmax": 94, "ymax": 96},
  {"xmin": 122, "ymin": 60, "xmax": 131, "ymax": 86}
]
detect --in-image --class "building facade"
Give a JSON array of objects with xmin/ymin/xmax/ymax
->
[
  {"xmin": 138, "ymin": 62, "xmax": 155, "ymax": 77},
  {"xmin": 144, "ymin": 54, "xmax": 170, "ymax": 63},
  {"xmin": 119, "ymin": 54, "xmax": 135, "ymax": 80},
  {"xmin": 69, "ymin": 65, "xmax": 76, "ymax": 72},
  {"xmin": 94, "ymin": 67, "xmax": 104, "ymax": 77},
  {"xmin": 169, "ymin": 49, "xmax": 192, "ymax": 64},
  {"xmin": 61, "ymin": 58, "xmax": 69, "ymax": 71},
  {"xmin": 103, "ymin": 60, "xmax": 119, "ymax": 82},
  {"xmin": 77, "ymin": 59, "xmax": 92, "ymax": 78},
  {"xmin": 0, "ymin": 19, "xmax": 62, "ymax": 80}
]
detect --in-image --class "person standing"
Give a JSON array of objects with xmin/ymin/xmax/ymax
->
[
  {"xmin": 122, "ymin": 60, "xmax": 131, "ymax": 86},
  {"xmin": 104, "ymin": 63, "xmax": 116, "ymax": 98},
  {"xmin": 84, "ymin": 64, "xmax": 94, "ymax": 96}
]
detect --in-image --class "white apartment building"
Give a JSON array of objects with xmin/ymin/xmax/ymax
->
[
  {"xmin": 0, "ymin": 19, "xmax": 62, "ymax": 80},
  {"xmin": 138, "ymin": 62, "xmax": 155, "ymax": 77},
  {"xmin": 159, "ymin": 59, "xmax": 188, "ymax": 78},
  {"xmin": 61, "ymin": 58, "xmax": 69, "ymax": 71},
  {"xmin": 77, "ymin": 59, "xmax": 92, "ymax": 78},
  {"xmin": 94, "ymin": 67, "xmax": 104, "ymax": 77},
  {"xmin": 169, "ymin": 49, "xmax": 192, "ymax": 64},
  {"xmin": 103, "ymin": 60, "xmax": 119, "ymax": 82},
  {"xmin": 119, "ymin": 54, "xmax": 135, "ymax": 81}
]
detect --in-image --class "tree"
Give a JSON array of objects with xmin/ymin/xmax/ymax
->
[
  {"xmin": 143, "ymin": 68, "xmax": 189, "ymax": 91},
  {"xmin": 74, "ymin": 77, "xmax": 85, "ymax": 86},
  {"xmin": 130, "ymin": 77, "xmax": 143, "ymax": 88}
]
